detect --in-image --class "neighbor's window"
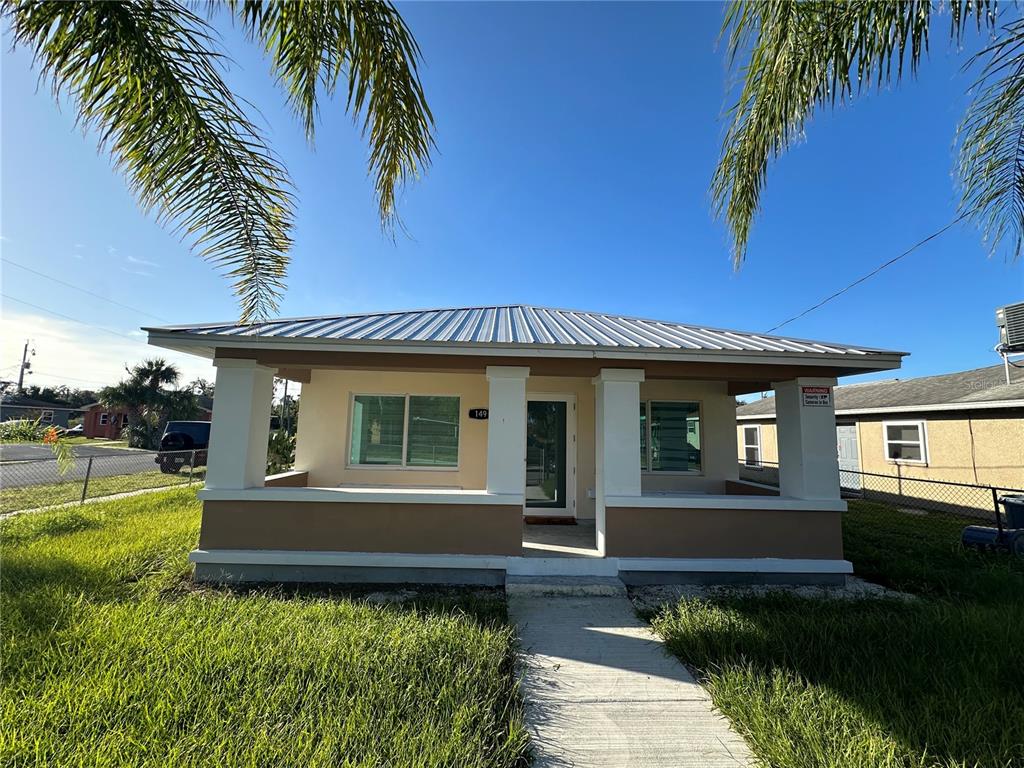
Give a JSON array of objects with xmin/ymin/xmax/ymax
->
[
  {"xmin": 121, "ymin": 414, "xmax": 130, "ymax": 426},
  {"xmin": 99, "ymin": 413, "xmax": 110, "ymax": 426},
  {"xmin": 639, "ymin": 401, "xmax": 701, "ymax": 472},
  {"xmin": 883, "ymin": 421, "xmax": 927, "ymax": 463},
  {"xmin": 349, "ymin": 394, "xmax": 460, "ymax": 468},
  {"xmin": 742, "ymin": 425, "xmax": 761, "ymax": 467},
  {"xmin": 39, "ymin": 410, "xmax": 53, "ymax": 424}
]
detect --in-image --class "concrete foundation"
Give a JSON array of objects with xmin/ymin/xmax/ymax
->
[{"xmin": 193, "ymin": 562, "xmax": 505, "ymax": 586}]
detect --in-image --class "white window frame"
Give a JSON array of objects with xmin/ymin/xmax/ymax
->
[
  {"xmin": 639, "ymin": 399, "xmax": 704, "ymax": 475},
  {"xmin": 121, "ymin": 413, "xmax": 130, "ymax": 426},
  {"xmin": 39, "ymin": 410, "xmax": 54, "ymax": 424},
  {"xmin": 882, "ymin": 419, "xmax": 928, "ymax": 465},
  {"xmin": 99, "ymin": 413, "xmax": 110, "ymax": 426},
  {"xmin": 347, "ymin": 393, "xmax": 461, "ymax": 471},
  {"xmin": 742, "ymin": 424, "xmax": 762, "ymax": 467}
]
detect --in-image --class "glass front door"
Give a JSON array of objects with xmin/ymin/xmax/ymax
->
[{"xmin": 525, "ymin": 400, "xmax": 568, "ymax": 512}]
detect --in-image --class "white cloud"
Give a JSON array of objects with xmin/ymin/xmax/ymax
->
[
  {"xmin": 126, "ymin": 254, "xmax": 159, "ymax": 268},
  {"xmin": 0, "ymin": 309, "xmax": 215, "ymax": 391},
  {"xmin": 121, "ymin": 267, "xmax": 153, "ymax": 278}
]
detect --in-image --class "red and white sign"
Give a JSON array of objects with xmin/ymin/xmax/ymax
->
[{"xmin": 801, "ymin": 386, "xmax": 832, "ymax": 407}]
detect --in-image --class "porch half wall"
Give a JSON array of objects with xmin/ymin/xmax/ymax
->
[
  {"xmin": 603, "ymin": 505, "xmax": 843, "ymax": 559},
  {"xmin": 198, "ymin": 500, "xmax": 523, "ymax": 556}
]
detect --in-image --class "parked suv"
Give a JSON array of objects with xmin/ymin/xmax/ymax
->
[{"xmin": 156, "ymin": 421, "xmax": 211, "ymax": 473}]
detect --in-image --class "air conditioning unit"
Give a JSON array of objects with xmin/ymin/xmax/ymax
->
[{"xmin": 996, "ymin": 301, "xmax": 1024, "ymax": 352}]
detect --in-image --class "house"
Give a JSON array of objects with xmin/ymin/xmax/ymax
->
[
  {"xmin": 79, "ymin": 398, "xmax": 213, "ymax": 439},
  {"xmin": 0, "ymin": 395, "xmax": 80, "ymax": 428},
  {"xmin": 736, "ymin": 364, "xmax": 1024, "ymax": 509},
  {"xmin": 146, "ymin": 305, "xmax": 905, "ymax": 586}
]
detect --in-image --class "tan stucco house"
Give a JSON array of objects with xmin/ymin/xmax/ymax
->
[
  {"xmin": 147, "ymin": 305, "xmax": 905, "ymax": 586},
  {"xmin": 737, "ymin": 364, "xmax": 1024, "ymax": 505}
]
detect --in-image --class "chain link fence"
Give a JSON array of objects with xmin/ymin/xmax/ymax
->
[
  {"xmin": 1, "ymin": 449, "xmax": 206, "ymax": 514},
  {"xmin": 738, "ymin": 460, "xmax": 1024, "ymax": 528}
]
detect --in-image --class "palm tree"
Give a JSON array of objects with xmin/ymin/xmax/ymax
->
[
  {"xmin": 713, "ymin": 2, "xmax": 1021, "ymax": 266},
  {"xmin": 100, "ymin": 359, "xmax": 199, "ymax": 448},
  {"xmin": 3, "ymin": 1, "xmax": 433, "ymax": 322}
]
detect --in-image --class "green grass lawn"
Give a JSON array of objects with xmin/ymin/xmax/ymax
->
[
  {"xmin": 0, "ymin": 489, "xmax": 529, "ymax": 767},
  {"xmin": 0, "ymin": 470, "xmax": 202, "ymax": 514},
  {"xmin": 649, "ymin": 500, "xmax": 1024, "ymax": 768}
]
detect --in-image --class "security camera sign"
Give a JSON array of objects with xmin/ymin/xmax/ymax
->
[{"xmin": 801, "ymin": 386, "xmax": 833, "ymax": 407}]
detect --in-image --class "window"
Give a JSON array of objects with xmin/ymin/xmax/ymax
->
[
  {"xmin": 121, "ymin": 413, "xmax": 130, "ymax": 426},
  {"xmin": 639, "ymin": 401, "xmax": 701, "ymax": 472},
  {"xmin": 883, "ymin": 420, "xmax": 927, "ymax": 463},
  {"xmin": 99, "ymin": 413, "xmax": 110, "ymax": 426},
  {"xmin": 349, "ymin": 395, "xmax": 460, "ymax": 468},
  {"xmin": 39, "ymin": 410, "xmax": 53, "ymax": 424},
  {"xmin": 742, "ymin": 425, "xmax": 761, "ymax": 467}
]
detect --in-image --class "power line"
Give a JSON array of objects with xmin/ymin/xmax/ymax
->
[
  {"xmin": 765, "ymin": 215, "xmax": 966, "ymax": 334},
  {"xmin": 1, "ymin": 257, "xmax": 170, "ymax": 322},
  {"xmin": 31, "ymin": 370, "xmax": 111, "ymax": 386},
  {"xmin": 1, "ymin": 293, "xmax": 149, "ymax": 345}
]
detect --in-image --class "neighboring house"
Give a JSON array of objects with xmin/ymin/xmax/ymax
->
[
  {"xmin": 79, "ymin": 397, "xmax": 213, "ymax": 439},
  {"xmin": 146, "ymin": 304, "xmax": 905, "ymax": 586},
  {"xmin": 0, "ymin": 396, "xmax": 79, "ymax": 428},
  {"xmin": 736, "ymin": 364, "xmax": 1024, "ymax": 502}
]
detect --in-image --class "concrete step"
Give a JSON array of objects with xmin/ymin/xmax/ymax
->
[
  {"xmin": 506, "ymin": 555, "xmax": 620, "ymax": 577},
  {"xmin": 506, "ymin": 575, "xmax": 627, "ymax": 598}
]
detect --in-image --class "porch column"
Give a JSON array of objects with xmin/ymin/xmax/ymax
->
[
  {"xmin": 485, "ymin": 366, "xmax": 529, "ymax": 496},
  {"xmin": 594, "ymin": 368, "xmax": 644, "ymax": 555},
  {"xmin": 773, "ymin": 377, "xmax": 840, "ymax": 500},
  {"xmin": 205, "ymin": 359, "xmax": 275, "ymax": 490}
]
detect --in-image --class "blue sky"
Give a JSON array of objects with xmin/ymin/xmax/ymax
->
[{"xmin": 2, "ymin": 2, "xmax": 1021, "ymax": 390}]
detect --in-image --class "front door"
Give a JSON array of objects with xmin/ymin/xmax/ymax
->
[
  {"xmin": 836, "ymin": 424, "xmax": 861, "ymax": 492},
  {"xmin": 525, "ymin": 396, "xmax": 575, "ymax": 517}
]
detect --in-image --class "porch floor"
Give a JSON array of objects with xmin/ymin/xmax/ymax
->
[{"xmin": 522, "ymin": 520, "xmax": 599, "ymax": 558}]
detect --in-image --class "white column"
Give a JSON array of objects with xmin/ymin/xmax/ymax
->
[
  {"xmin": 205, "ymin": 359, "xmax": 275, "ymax": 490},
  {"xmin": 773, "ymin": 377, "xmax": 840, "ymax": 500},
  {"xmin": 594, "ymin": 368, "xmax": 644, "ymax": 555},
  {"xmin": 485, "ymin": 366, "xmax": 529, "ymax": 496}
]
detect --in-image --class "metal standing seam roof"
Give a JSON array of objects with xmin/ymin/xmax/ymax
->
[{"xmin": 146, "ymin": 305, "xmax": 902, "ymax": 357}]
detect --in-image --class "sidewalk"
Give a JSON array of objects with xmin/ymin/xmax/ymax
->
[{"xmin": 507, "ymin": 587, "xmax": 752, "ymax": 767}]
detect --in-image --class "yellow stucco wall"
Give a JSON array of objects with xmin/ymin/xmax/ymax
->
[
  {"xmin": 296, "ymin": 370, "xmax": 742, "ymax": 519},
  {"xmin": 854, "ymin": 415, "xmax": 1024, "ymax": 488}
]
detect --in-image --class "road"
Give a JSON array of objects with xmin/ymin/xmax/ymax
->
[
  {"xmin": 0, "ymin": 445, "xmax": 185, "ymax": 488},
  {"xmin": 0, "ymin": 443, "xmax": 135, "ymax": 462}
]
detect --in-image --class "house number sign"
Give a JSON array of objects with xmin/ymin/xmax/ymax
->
[
  {"xmin": 468, "ymin": 408, "xmax": 489, "ymax": 420},
  {"xmin": 801, "ymin": 386, "xmax": 832, "ymax": 407}
]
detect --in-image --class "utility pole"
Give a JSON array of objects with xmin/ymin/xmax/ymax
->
[{"xmin": 16, "ymin": 340, "xmax": 34, "ymax": 392}]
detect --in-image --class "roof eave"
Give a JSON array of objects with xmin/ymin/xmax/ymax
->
[
  {"xmin": 147, "ymin": 330, "xmax": 906, "ymax": 372},
  {"xmin": 737, "ymin": 398, "xmax": 1024, "ymax": 419}
]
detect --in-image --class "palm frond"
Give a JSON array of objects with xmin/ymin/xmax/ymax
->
[
  {"xmin": 713, "ymin": 1, "xmax": 992, "ymax": 266},
  {"xmin": 233, "ymin": 0, "xmax": 434, "ymax": 230},
  {"xmin": 959, "ymin": 16, "xmax": 1024, "ymax": 260},
  {"xmin": 3, "ymin": 1, "xmax": 294, "ymax": 322}
]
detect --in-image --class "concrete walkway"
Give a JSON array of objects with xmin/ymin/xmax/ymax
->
[{"xmin": 508, "ymin": 585, "xmax": 753, "ymax": 767}]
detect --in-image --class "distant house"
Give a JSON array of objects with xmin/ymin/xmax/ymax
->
[
  {"xmin": 736, "ymin": 364, "xmax": 1024, "ymax": 494},
  {"xmin": 0, "ymin": 396, "xmax": 80, "ymax": 429},
  {"xmin": 80, "ymin": 397, "xmax": 213, "ymax": 439}
]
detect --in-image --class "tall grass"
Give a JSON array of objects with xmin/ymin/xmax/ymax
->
[
  {"xmin": 0, "ymin": 489, "xmax": 529, "ymax": 767},
  {"xmin": 649, "ymin": 500, "xmax": 1024, "ymax": 768}
]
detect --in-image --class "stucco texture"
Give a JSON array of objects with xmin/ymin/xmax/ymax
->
[{"xmin": 295, "ymin": 370, "xmax": 743, "ymax": 520}]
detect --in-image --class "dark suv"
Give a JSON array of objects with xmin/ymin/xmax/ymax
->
[{"xmin": 156, "ymin": 421, "xmax": 211, "ymax": 473}]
